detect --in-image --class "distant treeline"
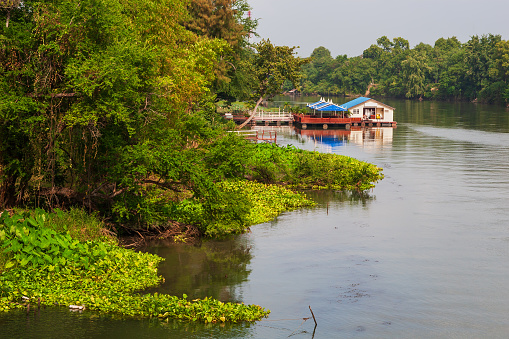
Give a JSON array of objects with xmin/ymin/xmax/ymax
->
[{"xmin": 297, "ymin": 35, "xmax": 509, "ymax": 105}]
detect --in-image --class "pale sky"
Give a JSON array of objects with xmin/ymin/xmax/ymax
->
[{"xmin": 247, "ymin": 0, "xmax": 509, "ymax": 58}]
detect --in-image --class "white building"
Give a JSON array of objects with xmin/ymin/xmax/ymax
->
[{"xmin": 340, "ymin": 97, "xmax": 395, "ymax": 124}]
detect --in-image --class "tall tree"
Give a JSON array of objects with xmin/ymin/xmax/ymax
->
[
  {"xmin": 400, "ymin": 50, "xmax": 432, "ymax": 98},
  {"xmin": 238, "ymin": 39, "xmax": 308, "ymax": 128},
  {"xmin": 185, "ymin": 0, "xmax": 257, "ymax": 101},
  {"xmin": 186, "ymin": 0, "xmax": 245, "ymax": 46},
  {"xmin": 493, "ymin": 40, "xmax": 509, "ymax": 82},
  {"xmin": 0, "ymin": 0, "xmax": 226, "ymax": 209},
  {"xmin": 463, "ymin": 34, "xmax": 502, "ymax": 99},
  {"xmin": 304, "ymin": 46, "xmax": 334, "ymax": 85}
]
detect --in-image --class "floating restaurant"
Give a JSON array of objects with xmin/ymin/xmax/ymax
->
[{"xmin": 293, "ymin": 97, "xmax": 397, "ymax": 129}]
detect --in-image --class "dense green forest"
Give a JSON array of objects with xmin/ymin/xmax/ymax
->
[
  {"xmin": 0, "ymin": 0, "xmax": 381, "ymax": 238},
  {"xmin": 0, "ymin": 0, "xmax": 253, "ymax": 230},
  {"xmin": 299, "ymin": 35, "xmax": 509, "ymax": 105}
]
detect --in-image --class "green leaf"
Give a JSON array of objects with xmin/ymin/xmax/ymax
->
[
  {"xmin": 20, "ymin": 255, "xmax": 33, "ymax": 266},
  {"xmin": 26, "ymin": 217, "xmax": 38, "ymax": 227}
]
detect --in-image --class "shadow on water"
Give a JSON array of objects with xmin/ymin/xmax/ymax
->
[
  {"xmin": 303, "ymin": 189, "xmax": 375, "ymax": 209},
  {"xmin": 139, "ymin": 237, "xmax": 253, "ymax": 302}
]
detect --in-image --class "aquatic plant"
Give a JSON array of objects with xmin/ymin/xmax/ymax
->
[
  {"xmin": 219, "ymin": 180, "xmax": 315, "ymax": 227},
  {"xmin": 247, "ymin": 143, "xmax": 384, "ymax": 191},
  {"xmin": 0, "ymin": 209, "xmax": 270, "ymax": 322},
  {"xmin": 168, "ymin": 179, "xmax": 315, "ymax": 237},
  {"xmin": 166, "ymin": 143, "xmax": 381, "ymax": 236}
]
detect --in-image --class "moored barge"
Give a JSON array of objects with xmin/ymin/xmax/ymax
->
[{"xmin": 293, "ymin": 97, "xmax": 397, "ymax": 129}]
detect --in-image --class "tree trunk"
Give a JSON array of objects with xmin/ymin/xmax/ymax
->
[
  {"xmin": 365, "ymin": 83, "xmax": 375, "ymax": 97},
  {"xmin": 0, "ymin": 173, "xmax": 17, "ymax": 208},
  {"xmin": 237, "ymin": 96, "xmax": 264, "ymax": 129},
  {"xmin": 5, "ymin": 9, "xmax": 10, "ymax": 28}
]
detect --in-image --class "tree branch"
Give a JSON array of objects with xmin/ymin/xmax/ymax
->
[
  {"xmin": 142, "ymin": 179, "xmax": 183, "ymax": 192},
  {"xmin": 28, "ymin": 93, "xmax": 78, "ymax": 98}
]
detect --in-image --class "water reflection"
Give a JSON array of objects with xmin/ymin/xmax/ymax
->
[
  {"xmin": 139, "ymin": 188, "xmax": 376, "ymax": 304},
  {"xmin": 382, "ymin": 98, "xmax": 509, "ymax": 132},
  {"xmin": 303, "ymin": 189, "xmax": 374, "ymax": 209},
  {"xmin": 140, "ymin": 237, "xmax": 253, "ymax": 302},
  {"xmin": 296, "ymin": 127, "xmax": 393, "ymax": 151},
  {"xmin": 250, "ymin": 125, "xmax": 394, "ymax": 153}
]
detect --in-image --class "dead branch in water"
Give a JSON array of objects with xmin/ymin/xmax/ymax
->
[{"xmin": 119, "ymin": 221, "xmax": 201, "ymax": 248}]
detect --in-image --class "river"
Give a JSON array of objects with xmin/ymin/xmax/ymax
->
[{"xmin": 2, "ymin": 97, "xmax": 509, "ymax": 338}]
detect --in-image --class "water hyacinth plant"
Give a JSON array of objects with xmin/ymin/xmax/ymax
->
[
  {"xmin": 247, "ymin": 143, "xmax": 384, "ymax": 191},
  {"xmin": 165, "ymin": 179, "xmax": 315, "ymax": 237},
  {"xmin": 0, "ymin": 209, "xmax": 270, "ymax": 322}
]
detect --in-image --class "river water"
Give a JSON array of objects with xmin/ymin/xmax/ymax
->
[{"xmin": 2, "ymin": 98, "xmax": 509, "ymax": 338}]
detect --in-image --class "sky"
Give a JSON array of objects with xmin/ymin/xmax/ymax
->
[{"xmin": 246, "ymin": 0, "xmax": 509, "ymax": 58}]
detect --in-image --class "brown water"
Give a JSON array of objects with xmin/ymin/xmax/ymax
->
[{"xmin": 3, "ymin": 98, "xmax": 509, "ymax": 338}]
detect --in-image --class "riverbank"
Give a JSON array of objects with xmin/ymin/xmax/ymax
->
[
  {"xmin": 0, "ymin": 182, "xmax": 318, "ymax": 322},
  {"xmin": 113, "ymin": 142, "xmax": 384, "ymax": 241},
  {"xmin": 0, "ymin": 145, "xmax": 384, "ymax": 323}
]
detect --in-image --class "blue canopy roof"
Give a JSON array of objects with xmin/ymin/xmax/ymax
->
[
  {"xmin": 315, "ymin": 103, "xmax": 347, "ymax": 111},
  {"xmin": 307, "ymin": 98, "xmax": 347, "ymax": 111},
  {"xmin": 339, "ymin": 97, "xmax": 371, "ymax": 109},
  {"xmin": 307, "ymin": 99, "xmax": 326, "ymax": 107},
  {"xmin": 310, "ymin": 102, "xmax": 329, "ymax": 109}
]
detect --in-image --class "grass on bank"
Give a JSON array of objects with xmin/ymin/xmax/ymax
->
[{"xmin": 246, "ymin": 143, "xmax": 384, "ymax": 192}]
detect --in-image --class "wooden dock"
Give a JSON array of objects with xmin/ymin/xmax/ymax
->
[
  {"xmin": 228, "ymin": 130, "xmax": 277, "ymax": 143},
  {"xmin": 225, "ymin": 110, "xmax": 293, "ymax": 126}
]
